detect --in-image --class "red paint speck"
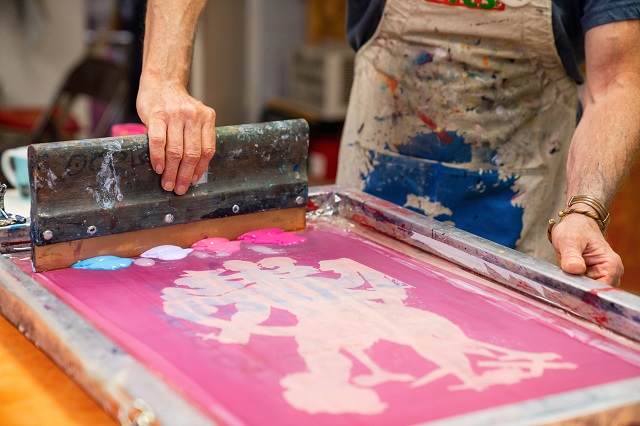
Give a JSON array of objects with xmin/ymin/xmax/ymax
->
[
  {"xmin": 416, "ymin": 112, "xmax": 453, "ymax": 144},
  {"xmin": 592, "ymin": 315, "xmax": 609, "ymax": 325}
]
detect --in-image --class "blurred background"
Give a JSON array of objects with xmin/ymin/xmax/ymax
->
[
  {"xmin": 0, "ymin": 0, "xmax": 638, "ymax": 293},
  {"xmin": 0, "ymin": 0, "xmax": 350, "ymax": 185}
]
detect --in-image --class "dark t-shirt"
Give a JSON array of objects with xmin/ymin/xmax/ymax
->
[{"xmin": 347, "ymin": 0, "xmax": 640, "ymax": 84}]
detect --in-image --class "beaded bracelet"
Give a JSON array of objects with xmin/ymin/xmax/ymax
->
[{"xmin": 547, "ymin": 195, "xmax": 610, "ymax": 244}]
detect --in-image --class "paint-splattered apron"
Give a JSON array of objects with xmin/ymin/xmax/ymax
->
[{"xmin": 337, "ymin": 0, "xmax": 578, "ymax": 262}]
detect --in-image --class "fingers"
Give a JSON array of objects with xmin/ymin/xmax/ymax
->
[
  {"xmin": 161, "ymin": 115, "xmax": 184, "ymax": 193},
  {"xmin": 147, "ymin": 115, "xmax": 168, "ymax": 175},
  {"xmin": 192, "ymin": 116, "xmax": 216, "ymax": 184},
  {"xmin": 168, "ymin": 104, "xmax": 216, "ymax": 195},
  {"xmin": 551, "ymin": 217, "xmax": 589, "ymax": 275},
  {"xmin": 584, "ymin": 252, "xmax": 624, "ymax": 287},
  {"xmin": 552, "ymin": 215, "xmax": 624, "ymax": 286},
  {"xmin": 173, "ymin": 105, "xmax": 200, "ymax": 195},
  {"xmin": 558, "ymin": 244, "xmax": 587, "ymax": 276}
]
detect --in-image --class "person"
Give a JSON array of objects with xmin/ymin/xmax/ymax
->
[{"xmin": 136, "ymin": 0, "xmax": 640, "ymax": 287}]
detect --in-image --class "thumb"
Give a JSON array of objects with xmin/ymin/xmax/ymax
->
[{"xmin": 559, "ymin": 242, "xmax": 587, "ymax": 275}]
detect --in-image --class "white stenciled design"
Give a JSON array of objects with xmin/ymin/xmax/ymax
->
[{"xmin": 163, "ymin": 257, "xmax": 576, "ymax": 415}]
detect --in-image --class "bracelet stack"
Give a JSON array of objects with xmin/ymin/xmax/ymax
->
[{"xmin": 547, "ymin": 195, "xmax": 610, "ymax": 244}]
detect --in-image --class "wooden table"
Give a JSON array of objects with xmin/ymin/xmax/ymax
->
[
  {"xmin": 1, "ymin": 190, "xmax": 113, "ymax": 424},
  {"xmin": 0, "ymin": 314, "xmax": 114, "ymax": 426}
]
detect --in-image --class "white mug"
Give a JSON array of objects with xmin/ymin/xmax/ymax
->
[{"xmin": 1, "ymin": 146, "xmax": 30, "ymax": 200}]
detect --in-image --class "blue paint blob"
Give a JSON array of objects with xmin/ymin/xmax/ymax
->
[
  {"xmin": 401, "ymin": 131, "xmax": 473, "ymax": 163},
  {"xmin": 72, "ymin": 255, "xmax": 134, "ymax": 270},
  {"xmin": 360, "ymin": 149, "xmax": 524, "ymax": 249}
]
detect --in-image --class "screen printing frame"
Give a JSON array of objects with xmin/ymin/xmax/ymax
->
[{"xmin": 0, "ymin": 185, "xmax": 639, "ymax": 425}]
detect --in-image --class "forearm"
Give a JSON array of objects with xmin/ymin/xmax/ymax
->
[
  {"xmin": 566, "ymin": 72, "xmax": 640, "ymax": 207},
  {"xmin": 142, "ymin": 0, "xmax": 207, "ymax": 87},
  {"xmin": 566, "ymin": 20, "xmax": 640, "ymax": 208}
]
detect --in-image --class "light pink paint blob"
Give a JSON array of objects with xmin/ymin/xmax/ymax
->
[
  {"xmin": 204, "ymin": 240, "xmax": 242, "ymax": 254},
  {"xmin": 192, "ymin": 237, "xmax": 231, "ymax": 249},
  {"xmin": 238, "ymin": 228, "xmax": 307, "ymax": 246},
  {"xmin": 134, "ymin": 258, "xmax": 156, "ymax": 267},
  {"xmin": 248, "ymin": 245, "xmax": 280, "ymax": 254},
  {"xmin": 192, "ymin": 251, "xmax": 211, "ymax": 259}
]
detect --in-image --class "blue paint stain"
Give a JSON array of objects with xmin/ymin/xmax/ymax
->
[
  {"xmin": 414, "ymin": 52, "xmax": 434, "ymax": 66},
  {"xmin": 399, "ymin": 131, "xmax": 473, "ymax": 163},
  {"xmin": 72, "ymin": 255, "xmax": 134, "ymax": 270},
  {"xmin": 360, "ymin": 149, "xmax": 524, "ymax": 249}
]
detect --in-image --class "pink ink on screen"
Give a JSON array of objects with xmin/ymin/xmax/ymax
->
[
  {"xmin": 20, "ymin": 224, "xmax": 640, "ymax": 425},
  {"xmin": 192, "ymin": 238, "xmax": 242, "ymax": 254},
  {"xmin": 238, "ymin": 228, "xmax": 307, "ymax": 245}
]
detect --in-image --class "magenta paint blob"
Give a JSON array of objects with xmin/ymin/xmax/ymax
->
[{"xmin": 238, "ymin": 228, "xmax": 307, "ymax": 246}]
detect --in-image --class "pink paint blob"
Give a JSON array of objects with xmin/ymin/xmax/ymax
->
[
  {"xmin": 192, "ymin": 238, "xmax": 242, "ymax": 254},
  {"xmin": 238, "ymin": 228, "xmax": 284, "ymax": 240},
  {"xmin": 238, "ymin": 228, "xmax": 307, "ymax": 246},
  {"xmin": 192, "ymin": 237, "xmax": 231, "ymax": 249}
]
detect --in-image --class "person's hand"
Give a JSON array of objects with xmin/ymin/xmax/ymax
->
[
  {"xmin": 550, "ymin": 213, "xmax": 623, "ymax": 287},
  {"xmin": 137, "ymin": 78, "xmax": 216, "ymax": 195}
]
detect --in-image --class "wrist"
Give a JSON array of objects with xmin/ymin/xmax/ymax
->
[
  {"xmin": 566, "ymin": 202, "xmax": 597, "ymax": 215},
  {"xmin": 139, "ymin": 72, "xmax": 188, "ymax": 97},
  {"xmin": 548, "ymin": 194, "xmax": 611, "ymax": 244},
  {"xmin": 566, "ymin": 195, "xmax": 610, "ymax": 232},
  {"xmin": 140, "ymin": 63, "xmax": 189, "ymax": 86},
  {"xmin": 558, "ymin": 210, "xmax": 602, "ymax": 229}
]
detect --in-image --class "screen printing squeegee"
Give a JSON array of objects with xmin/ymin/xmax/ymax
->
[{"xmin": 28, "ymin": 119, "xmax": 309, "ymax": 272}]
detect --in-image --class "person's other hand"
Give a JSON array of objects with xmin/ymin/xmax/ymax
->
[
  {"xmin": 137, "ymin": 78, "xmax": 216, "ymax": 195},
  {"xmin": 550, "ymin": 213, "xmax": 623, "ymax": 287}
]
